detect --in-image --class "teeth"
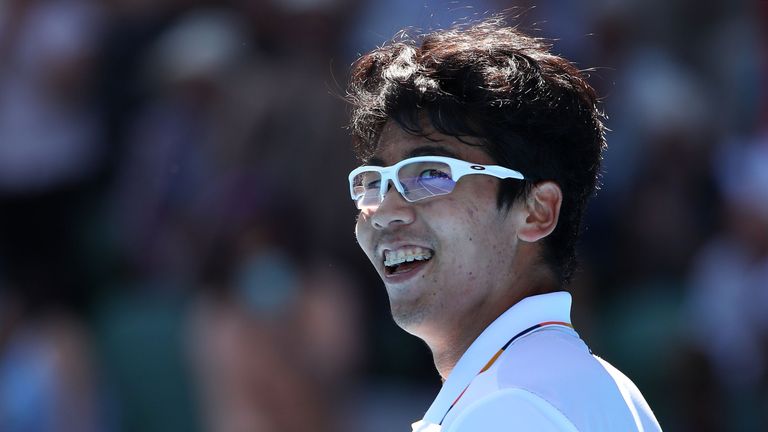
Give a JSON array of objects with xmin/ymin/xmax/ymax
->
[{"xmin": 384, "ymin": 247, "xmax": 433, "ymax": 267}]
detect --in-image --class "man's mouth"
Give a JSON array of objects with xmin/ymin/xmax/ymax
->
[{"xmin": 383, "ymin": 246, "xmax": 434, "ymax": 275}]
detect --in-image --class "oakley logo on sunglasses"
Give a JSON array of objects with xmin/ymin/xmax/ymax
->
[{"xmin": 348, "ymin": 156, "xmax": 525, "ymax": 211}]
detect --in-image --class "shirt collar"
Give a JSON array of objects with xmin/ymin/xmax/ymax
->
[{"xmin": 413, "ymin": 291, "xmax": 573, "ymax": 430}]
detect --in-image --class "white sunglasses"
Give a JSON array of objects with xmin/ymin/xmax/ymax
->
[{"xmin": 348, "ymin": 155, "xmax": 525, "ymax": 211}]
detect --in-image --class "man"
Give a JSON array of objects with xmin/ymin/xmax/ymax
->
[{"xmin": 345, "ymin": 18, "xmax": 662, "ymax": 432}]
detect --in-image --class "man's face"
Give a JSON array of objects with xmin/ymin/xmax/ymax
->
[{"xmin": 354, "ymin": 121, "xmax": 530, "ymax": 341}]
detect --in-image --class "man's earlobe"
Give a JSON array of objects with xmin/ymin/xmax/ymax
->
[{"xmin": 517, "ymin": 181, "xmax": 562, "ymax": 242}]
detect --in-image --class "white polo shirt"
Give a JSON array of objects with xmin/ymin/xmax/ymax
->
[{"xmin": 411, "ymin": 292, "xmax": 662, "ymax": 432}]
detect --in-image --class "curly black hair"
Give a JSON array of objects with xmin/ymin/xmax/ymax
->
[{"xmin": 346, "ymin": 17, "xmax": 606, "ymax": 285}]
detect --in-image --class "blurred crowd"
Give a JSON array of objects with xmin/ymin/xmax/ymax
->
[{"xmin": 0, "ymin": 0, "xmax": 765, "ymax": 431}]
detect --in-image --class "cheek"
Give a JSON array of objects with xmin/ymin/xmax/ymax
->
[
  {"xmin": 436, "ymin": 204, "xmax": 513, "ymax": 274},
  {"xmin": 431, "ymin": 206, "xmax": 485, "ymax": 261},
  {"xmin": 354, "ymin": 215, "xmax": 374, "ymax": 257},
  {"xmin": 444, "ymin": 196, "xmax": 482, "ymax": 223}
]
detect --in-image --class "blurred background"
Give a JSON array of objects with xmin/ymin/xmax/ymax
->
[{"xmin": 0, "ymin": 0, "xmax": 765, "ymax": 431}]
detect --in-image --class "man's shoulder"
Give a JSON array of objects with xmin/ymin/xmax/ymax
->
[
  {"xmin": 444, "ymin": 387, "xmax": 580, "ymax": 432},
  {"xmin": 444, "ymin": 327, "xmax": 661, "ymax": 431},
  {"xmin": 495, "ymin": 326, "xmax": 605, "ymax": 387}
]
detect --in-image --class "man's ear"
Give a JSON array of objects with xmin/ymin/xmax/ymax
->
[{"xmin": 517, "ymin": 181, "xmax": 562, "ymax": 243}]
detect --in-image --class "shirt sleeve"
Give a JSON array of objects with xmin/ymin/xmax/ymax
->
[{"xmin": 444, "ymin": 388, "xmax": 580, "ymax": 432}]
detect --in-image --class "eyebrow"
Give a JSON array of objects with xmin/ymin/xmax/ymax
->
[
  {"xmin": 407, "ymin": 145, "xmax": 460, "ymax": 159},
  {"xmin": 368, "ymin": 145, "xmax": 461, "ymax": 166}
]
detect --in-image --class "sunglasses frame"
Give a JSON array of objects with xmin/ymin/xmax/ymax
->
[{"xmin": 348, "ymin": 155, "xmax": 525, "ymax": 209}]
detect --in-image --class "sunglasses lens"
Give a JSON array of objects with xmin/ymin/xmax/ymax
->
[
  {"xmin": 352, "ymin": 170, "xmax": 382, "ymax": 210},
  {"xmin": 398, "ymin": 161, "xmax": 456, "ymax": 202}
]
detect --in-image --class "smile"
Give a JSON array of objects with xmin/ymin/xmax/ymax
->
[{"xmin": 383, "ymin": 246, "xmax": 433, "ymax": 275}]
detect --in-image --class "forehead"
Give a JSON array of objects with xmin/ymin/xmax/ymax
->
[{"xmin": 371, "ymin": 120, "xmax": 494, "ymax": 166}]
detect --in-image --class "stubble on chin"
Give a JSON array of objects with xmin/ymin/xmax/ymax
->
[{"xmin": 389, "ymin": 297, "xmax": 428, "ymax": 336}]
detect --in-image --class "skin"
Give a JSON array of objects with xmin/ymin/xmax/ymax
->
[{"xmin": 355, "ymin": 120, "xmax": 563, "ymax": 379}]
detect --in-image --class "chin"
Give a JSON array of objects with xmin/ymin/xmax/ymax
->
[{"xmin": 389, "ymin": 300, "xmax": 430, "ymax": 336}]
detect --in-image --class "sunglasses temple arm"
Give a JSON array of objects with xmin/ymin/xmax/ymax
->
[{"xmin": 483, "ymin": 166, "xmax": 525, "ymax": 180}]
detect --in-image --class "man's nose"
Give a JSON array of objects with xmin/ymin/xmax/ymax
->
[{"xmin": 370, "ymin": 181, "xmax": 415, "ymax": 230}]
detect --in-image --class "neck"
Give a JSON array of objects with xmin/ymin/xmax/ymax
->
[
  {"xmin": 425, "ymin": 291, "xmax": 512, "ymax": 380},
  {"xmin": 428, "ymin": 279, "xmax": 561, "ymax": 381},
  {"xmin": 429, "ymin": 320, "xmax": 487, "ymax": 380}
]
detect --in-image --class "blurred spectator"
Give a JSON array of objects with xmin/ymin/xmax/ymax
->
[
  {"xmin": 0, "ymin": 305, "xmax": 105, "ymax": 432},
  {"xmin": 0, "ymin": 1, "xmax": 107, "ymax": 429},
  {"xmin": 0, "ymin": 0, "xmax": 104, "ymax": 192},
  {"xmin": 682, "ymin": 139, "xmax": 768, "ymax": 431},
  {"xmin": 107, "ymin": 7, "xmax": 248, "ymax": 282},
  {"xmin": 0, "ymin": 0, "xmax": 105, "ymax": 310},
  {"xmin": 188, "ymin": 245, "xmax": 364, "ymax": 432}
]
